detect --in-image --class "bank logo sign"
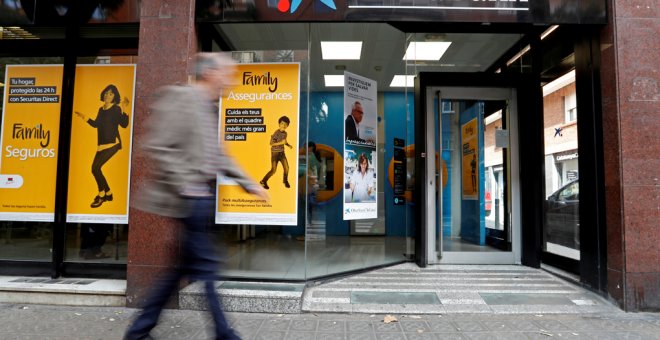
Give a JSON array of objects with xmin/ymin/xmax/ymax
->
[{"xmin": 277, "ymin": 0, "xmax": 336, "ymax": 13}]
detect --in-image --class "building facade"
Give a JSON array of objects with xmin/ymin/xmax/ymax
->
[{"xmin": 0, "ymin": 0, "xmax": 657, "ymax": 311}]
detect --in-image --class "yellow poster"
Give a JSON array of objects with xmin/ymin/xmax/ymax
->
[
  {"xmin": 66, "ymin": 65, "xmax": 136, "ymax": 224},
  {"xmin": 217, "ymin": 63, "xmax": 300, "ymax": 225},
  {"xmin": 0, "ymin": 65, "xmax": 63, "ymax": 221},
  {"xmin": 461, "ymin": 117, "xmax": 478, "ymax": 200}
]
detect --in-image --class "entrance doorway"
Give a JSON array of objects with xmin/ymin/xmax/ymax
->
[{"xmin": 416, "ymin": 73, "xmax": 529, "ymax": 266}]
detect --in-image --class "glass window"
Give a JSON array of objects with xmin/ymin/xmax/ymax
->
[
  {"xmin": 64, "ymin": 55, "xmax": 137, "ymax": 264},
  {"xmin": 0, "ymin": 1, "xmax": 140, "ymax": 25},
  {"xmin": 0, "ymin": 56, "xmax": 64, "ymax": 261},
  {"xmin": 543, "ymin": 69, "xmax": 580, "ymax": 260},
  {"xmin": 209, "ymin": 22, "xmax": 415, "ymax": 280},
  {"xmin": 564, "ymin": 92, "xmax": 577, "ymax": 123}
]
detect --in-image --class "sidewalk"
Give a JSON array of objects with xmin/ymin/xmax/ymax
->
[
  {"xmin": 1, "ymin": 263, "xmax": 658, "ymax": 339},
  {"xmin": 1, "ymin": 303, "xmax": 659, "ymax": 340}
]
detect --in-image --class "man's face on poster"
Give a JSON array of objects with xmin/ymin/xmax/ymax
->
[{"xmin": 352, "ymin": 103, "xmax": 364, "ymax": 123}]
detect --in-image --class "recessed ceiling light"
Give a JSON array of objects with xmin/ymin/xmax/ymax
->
[
  {"xmin": 403, "ymin": 41, "xmax": 451, "ymax": 61},
  {"xmin": 321, "ymin": 41, "xmax": 362, "ymax": 60},
  {"xmin": 390, "ymin": 75, "xmax": 415, "ymax": 88},
  {"xmin": 324, "ymin": 75, "xmax": 345, "ymax": 87}
]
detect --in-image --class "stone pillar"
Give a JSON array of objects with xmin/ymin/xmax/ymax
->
[
  {"xmin": 126, "ymin": 0, "xmax": 198, "ymax": 308},
  {"xmin": 601, "ymin": 0, "xmax": 660, "ymax": 311}
]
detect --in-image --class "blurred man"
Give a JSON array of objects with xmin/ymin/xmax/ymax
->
[{"xmin": 125, "ymin": 53, "xmax": 268, "ymax": 340}]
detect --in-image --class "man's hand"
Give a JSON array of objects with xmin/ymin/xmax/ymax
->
[{"xmin": 250, "ymin": 185, "xmax": 270, "ymax": 201}]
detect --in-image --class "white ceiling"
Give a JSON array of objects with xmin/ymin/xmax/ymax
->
[{"xmin": 215, "ymin": 23, "xmax": 523, "ymax": 91}]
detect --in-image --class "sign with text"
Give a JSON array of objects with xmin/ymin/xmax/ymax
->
[
  {"xmin": 343, "ymin": 71, "xmax": 378, "ymax": 220},
  {"xmin": 217, "ymin": 63, "xmax": 300, "ymax": 225},
  {"xmin": 0, "ymin": 65, "xmax": 62, "ymax": 221},
  {"xmin": 66, "ymin": 64, "xmax": 136, "ymax": 224}
]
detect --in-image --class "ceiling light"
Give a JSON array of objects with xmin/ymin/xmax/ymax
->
[
  {"xmin": 321, "ymin": 41, "xmax": 362, "ymax": 60},
  {"xmin": 390, "ymin": 75, "xmax": 415, "ymax": 88},
  {"xmin": 403, "ymin": 42, "xmax": 451, "ymax": 61},
  {"xmin": 324, "ymin": 75, "xmax": 345, "ymax": 87}
]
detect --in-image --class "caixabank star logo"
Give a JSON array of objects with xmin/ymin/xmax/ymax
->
[{"xmin": 277, "ymin": 0, "xmax": 336, "ymax": 13}]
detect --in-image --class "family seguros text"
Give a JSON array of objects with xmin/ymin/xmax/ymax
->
[{"xmin": 4, "ymin": 123, "xmax": 55, "ymax": 161}]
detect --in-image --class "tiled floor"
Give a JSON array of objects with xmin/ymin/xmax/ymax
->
[
  {"xmin": 1, "ymin": 303, "xmax": 658, "ymax": 340},
  {"xmin": 302, "ymin": 263, "xmax": 620, "ymax": 315}
]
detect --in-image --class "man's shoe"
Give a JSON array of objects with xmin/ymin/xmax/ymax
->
[
  {"xmin": 284, "ymin": 181, "xmax": 290, "ymax": 188},
  {"xmin": 90, "ymin": 195, "xmax": 104, "ymax": 208},
  {"xmin": 260, "ymin": 180, "xmax": 269, "ymax": 189}
]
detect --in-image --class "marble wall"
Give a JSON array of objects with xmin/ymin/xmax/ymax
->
[
  {"xmin": 126, "ymin": 0, "xmax": 198, "ymax": 308},
  {"xmin": 601, "ymin": 0, "xmax": 660, "ymax": 311}
]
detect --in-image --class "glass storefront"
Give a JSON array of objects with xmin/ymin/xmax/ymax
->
[
  {"xmin": 207, "ymin": 23, "xmax": 415, "ymax": 280},
  {"xmin": 0, "ymin": 1, "xmax": 607, "ymax": 287}
]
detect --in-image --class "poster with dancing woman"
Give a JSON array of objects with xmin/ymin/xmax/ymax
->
[{"xmin": 66, "ymin": 64, "xmax": 136, "ymax": 224}]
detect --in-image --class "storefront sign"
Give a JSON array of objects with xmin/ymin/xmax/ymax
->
[
  {"xmin": 343, "ymin": 71, "xmax": 378, "ymax": 220},
  {"xmin": 347, "ymin": 0, "xmax": 607, "ymax": 24},
  {"xmin": 349, "ymin": 0, "xmax": 530, "ymax": 11},
  {"xmin": 66, "ymin": 65, "xmax": 136, "ymax": 224},
  {"xmin": 217, "ymin": 63, "xmax": 300, "ymax": 225},
  {"xmin": 555, "ymin": 150, "xmax": 578, "ymax": 162},
  {"xmin": 0, "ymin": 65, "xmax": 62, "ymax": 221},
  {"xmin": 461, "ymin": 117, "xmax": 479, "ymax": 200},
  {"xmin": 214, "ymin": 0, "xmax": 606, "ymax": 24}
]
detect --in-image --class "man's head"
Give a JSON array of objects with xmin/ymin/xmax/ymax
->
[
  {"xmin": 351, "ymin": 101, "xmax": 364, "ymax": 123},
  {"xmin": 195, "ymin": 53, "xmax": 237, "ymax": 98}
]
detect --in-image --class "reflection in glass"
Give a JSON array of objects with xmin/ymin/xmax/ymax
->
[
  {"xmin": 436, "ymin": 99, "xmax": 509, "ymax": 253},
  {"xmin": 65, "ymin": 223, "xmax": 127, "ymax": 263},
  {"xmin": 0, "ymin": 222, "xmax": 53, "ymax": 261},
  {"xmin": 0, "ymin": 1, "xmax": 140, "ymax": 25},
  {"xmin": 542, "ymin": 71, "xmax": 580, "ymax": 260}
]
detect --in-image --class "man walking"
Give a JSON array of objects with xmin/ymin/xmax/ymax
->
[{"xmin": 125, "ymin": 53, "xmax": 268, "ymax": 340}]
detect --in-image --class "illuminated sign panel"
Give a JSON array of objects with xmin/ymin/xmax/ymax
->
[
  {"xmin": 201, "ymin": 0, "xmax": 606, "ymax": 24},
  {"xmin": 349, "ymin": 0, "xmax": 530, "ymax": 11}
]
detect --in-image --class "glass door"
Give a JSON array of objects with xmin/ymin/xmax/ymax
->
[{"xmin": 424, "ymin": 86, "xmax": 520, "ymax": 264}]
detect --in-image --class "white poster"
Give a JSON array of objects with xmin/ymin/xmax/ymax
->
[{"xmin": 343, "ymin": 71, "xmax": 377, "ymax": 220}]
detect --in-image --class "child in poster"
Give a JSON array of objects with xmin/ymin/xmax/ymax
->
[{"xmin": 260, "ymin": 115, "xmax": 293, "ymax": 190}]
